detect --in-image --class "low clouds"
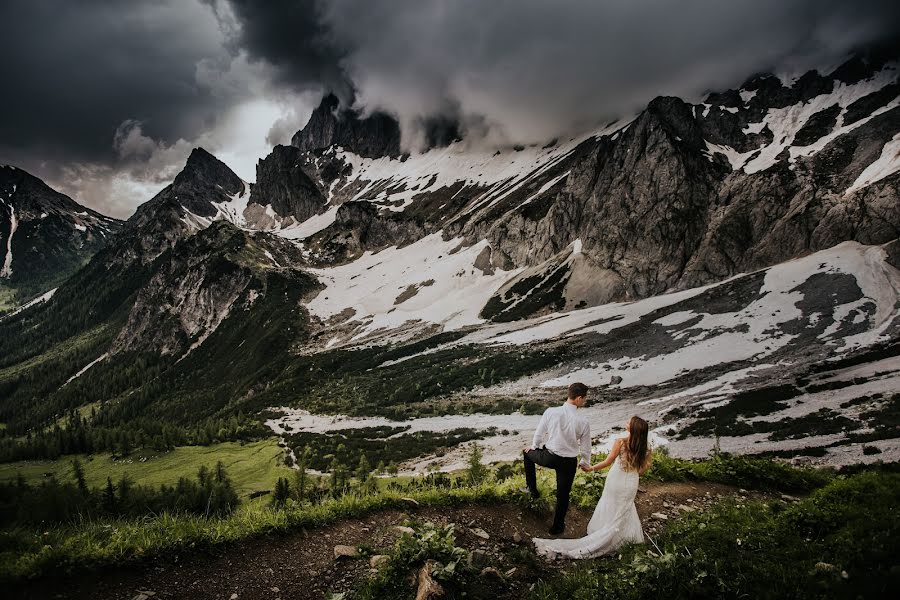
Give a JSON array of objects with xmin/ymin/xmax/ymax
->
[
  {"xmin": 0, "ymin": 0, "xmax": 318, "ymax": 217},
  {"xmin": 314, "ymin": 0, "xmax": 900, "ymax": 147},
  {"xmin": 2, "ymin": 0, "xmax": 899, "ymax": 217}
]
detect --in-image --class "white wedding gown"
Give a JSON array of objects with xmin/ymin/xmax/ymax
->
[{"xmin": 533, "ymin": 456, "xmax": 644, "ymax": 559}]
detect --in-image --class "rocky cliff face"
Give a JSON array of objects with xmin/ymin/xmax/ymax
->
[
  {"xmin": 281, "ymin": 52, "xmax": 899, "ymax": 323},
  {"xmin": 249, "ymin": 145, "xmax": 325, "ymax": 224},
  {"xmin": 0, "ymin": 165, "xmax": 121, "ymax": 308},
  {"xmin": 1, "ymin": 49, "xmax": 899, "ymax": 456},
  {"xmin": 292, "ymin": 93, "xmax": 401, "ymax": 159},
  {"xmin": 121, "ymin": 148, "xmax": 250, "ymax": 264},
  {"xmin": 112, "ymin": 220, "xmax": 317, "ymax": 356}
]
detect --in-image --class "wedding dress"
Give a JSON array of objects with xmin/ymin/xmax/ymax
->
[{"xmin": 533, "ymin": 455, "xmax": 644, "ymax": 559}]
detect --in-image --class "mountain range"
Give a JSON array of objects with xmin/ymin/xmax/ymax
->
[{"xmin": 1, "ymin": 48, "xmax": 898, "ymax": 467}]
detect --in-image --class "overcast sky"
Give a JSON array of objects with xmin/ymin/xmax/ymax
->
[{"xmin": 1, "ymin": 0, "xmax": 898, "ymax": 218}]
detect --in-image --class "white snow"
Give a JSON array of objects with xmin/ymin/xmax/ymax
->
[
  {"xmin": 1, "ymin": 287, "xmax": 57, "ymax": 319},
  {"xmin": 704, "ymin": 140, "xmax": 757, "ymax": 170},
  {"xmin": 61, "ymin": 353, "xmax": 108, "ymax": 387},
  {"xmin": 1, "ymin": 203, "xmax": 15, "ymax": 278},
  {"xmin": 321, "ymin": 119, "xmax": 631, "ymax": 219},
  {"xmin": 211, "ymin": 185, "xmax": 251, "ymax": 226},
  {"xmin": 653, "ymin": 310, "xmax": 697, "ymax": 327},
  {"xmin": 262, "ymin": 249, "xmax": 281, "ymax": 267},
  {"xmin": 540, "ymin": 242, "xmax": 899, "ymax": 388},
  {"xmin": 846, "ymin": 132, "xmax": 900, "ymax": 194},
  {"xmin": 742, "ymin": 63, "xmax": 899, "ymax": 174},
  {"xmin": 513, "ymin": 170, "xmax": 569, "ymax": 211},
  {"xmin": 73, "ymin": 223, "xmax": 86, "ymax": 232},
  {"xmin": 743, "ymin": 121, "xmax": 767, "ymax": 135},
  {"xmin": 306, "ymin": 233, "xmax": 523, "ymax": 340},
  {"xmin": 739, "ymin": 89, "xmax": 758, "ymax": 103},
  {"xmin": 275, "ymin": 204, "xmax": 340, "ymax": 240}
]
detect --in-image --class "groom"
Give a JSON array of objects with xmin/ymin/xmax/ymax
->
[{"xmin": 522, "ymin": 382, "xmax": 591, "ymax": 535}]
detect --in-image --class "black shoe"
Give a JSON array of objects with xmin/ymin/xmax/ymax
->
[{"xmin": 548, "ymin": 525, "xmax": 564, "ymax": 535}]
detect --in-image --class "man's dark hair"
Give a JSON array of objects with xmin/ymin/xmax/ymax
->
[{"xmin": 568, "ymin": 382, "xmax": 589, "ymax": 400}]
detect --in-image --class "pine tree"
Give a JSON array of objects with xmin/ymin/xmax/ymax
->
[
  {"xmin": 214, "ymin": 460, "xmax": 228, "ymax": 484},
  {"xmin": 329, "ymin": 456, "xmax": 341, "ymax": 491},
  {"xmin": 70, "ymin": 459, "xmax": 88, "ymax": 494},
  {"xmin": 465, "ymin": 442, "xmax": 488, "ymax": 485},
  {"xmin": 102, "ymin": 476, "xmax": 116, "ymax": 512},
  {"xmin": 272, "ymin": 477, "xmax": 291, "ymax": 507},
  {"xmin": 356, "ymin": 454, "xmax": 371, "ymax": 482}
]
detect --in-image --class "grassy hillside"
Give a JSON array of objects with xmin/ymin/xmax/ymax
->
[{"xmin": 0, "ymin": 439, "xmax": 291, "ymax": 499}]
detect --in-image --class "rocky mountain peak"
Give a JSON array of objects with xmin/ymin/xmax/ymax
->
[
  {"xmin": 644, "ymin": 96, "xmax": 707, "ymax": 149},
  {"xmin": 0, "ymin": 165, "xmax": 121, "ymax": 307},
  {"xmin": 291, "ymin": 93, "xmax": 402, "ymax": 159},
  {"xmin": 174, "ymin": 148, "xmax": 245, "ymax": 197},
  {"xmin": 250, "ymin": 144, "xmax": 325, "ymax": 223}
]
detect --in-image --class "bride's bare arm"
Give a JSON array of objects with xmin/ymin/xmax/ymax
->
[{"xmin": 591, "ymin": 439, "xmax": 622, "ymax": 471}]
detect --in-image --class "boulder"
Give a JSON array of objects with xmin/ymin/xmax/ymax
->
[{"xmin": 333, "ymin": 545, "xmax": 360, "ymax": 560}]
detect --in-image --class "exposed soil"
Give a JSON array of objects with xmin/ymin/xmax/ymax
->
[{"xmin": 9, "ymin": 481, "xmax": 773, "ymax": 600}]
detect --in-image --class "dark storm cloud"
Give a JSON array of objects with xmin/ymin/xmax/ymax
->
[
  {"xmin": 2, "ymin": 0, "xmax": 899, "ymax": 216},
  {"xmin": 0, "ymin": 0, "xmax": 234, "ymax": 171},
  {"xmin": 209, "ymin": 0, "xmax": 353, "ymax": 101},
  {"xmin": 309, "ymin": 0, "xmax": 900, "ymax": 147}
]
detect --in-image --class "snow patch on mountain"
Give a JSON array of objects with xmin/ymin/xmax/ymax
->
[
  {"xmin": 211, "ymin": 185, "xmax": 251, "ymax": 226},
  {"xmin": 1, "ymin": 203, "xmax": 16, "ymax": 278},
  {"xmin": 275, "ymin": 204, "xmax": 340, "ymax": 240},
  {"xmin": 62, "ymin": 353, "xmax": 108, "ymax": 387},
  {"xmin": 704, "ymin": 140, "xmax": 756, "ymax": 170},
  {"xmin": 1, "ymin": 287, "xmax": 56, "ymax": 320},
  {"xmin": 307, "ymin": 233, "xmax": 522, "ymax": 340},
  {"xmin": 323, "ymin": 118, "xmax": 630, "ymax": 217},
  {"xmin": 743, "ymin": 63, "xmax": 899, "ymax": 174},
  {"xmin": 846, "ymin": 132, "xmax": 900, "ymax": 194},
  {"xmin": 541, "ymin": 242, "xmax": 900, "ymax": 388}
]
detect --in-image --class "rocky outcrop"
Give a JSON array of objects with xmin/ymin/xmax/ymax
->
[
  {"xmin": 306, "ymin": 201, "xmax": 429, "ymax": 264},
  {"xmin": 112, "ymin": 220, "xmax": 315, "ymax": 356},
  {"xmin": 250, "ymin": 145, "xmax": 325, "ymax": 223},
  {"xmin": 168, "ymin": 148, "xmax": 245, "ymax": 218},
  {"xmin": 121, "ymin": 148, "xmax": 249, "ymax": 264},
  {"xmin": 292, "ymin": 93, "xmax": 401, "ymax": 159},
  {"xmin": 0, "ymin": 165, "xmax": 121, "ymax": 306}
]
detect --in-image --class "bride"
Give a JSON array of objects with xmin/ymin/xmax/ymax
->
[{"xmin": 534, "ymin": 416, "xmax": 653, "ymax": 559}]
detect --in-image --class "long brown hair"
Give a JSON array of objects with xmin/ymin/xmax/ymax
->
[{"xmin": 621, "ymin": 416, "xmax": 650, "ymax": 472}]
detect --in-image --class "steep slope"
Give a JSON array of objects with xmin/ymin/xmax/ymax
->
[
  {"xmin": 283, "ymin": 53, "xmax": 899, "ymax": 334},
  {"xmin": 267, "ymin": 239, "xmax": 900, "ymax": 468},
  {"xmin": 0, "ymin": 165, "xmax": 121, "ymax": 311},
  {"xmin": 0, "ymin": 153, "xmax": 320, "ymax": 441},
  {"xmin": 1, "ymin": 50, "xmax": 899, "ymax": 468}
]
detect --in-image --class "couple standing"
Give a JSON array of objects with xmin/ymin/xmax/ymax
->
[{"xmin": 522, "ymin": 382, "xmax": 653, "ymax": 559}]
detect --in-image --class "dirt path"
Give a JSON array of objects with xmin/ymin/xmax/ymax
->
[{"xmin": 10, "ymin": 481, "xmax": 769, "ymax": 600}]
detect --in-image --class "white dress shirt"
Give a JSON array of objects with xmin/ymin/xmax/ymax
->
[{"xmin": 531, "ymin": 402, "xmax": 591, "ymax": 466}]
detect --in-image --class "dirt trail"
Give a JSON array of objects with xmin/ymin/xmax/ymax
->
[{"xmin": 10, "ymin": 481, "xmax": 769, "ymax": 600}]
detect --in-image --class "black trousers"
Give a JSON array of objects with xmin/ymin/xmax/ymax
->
[{"xmin": 523, "ymin": 447, "xmax": 577, "ymax": 530}]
